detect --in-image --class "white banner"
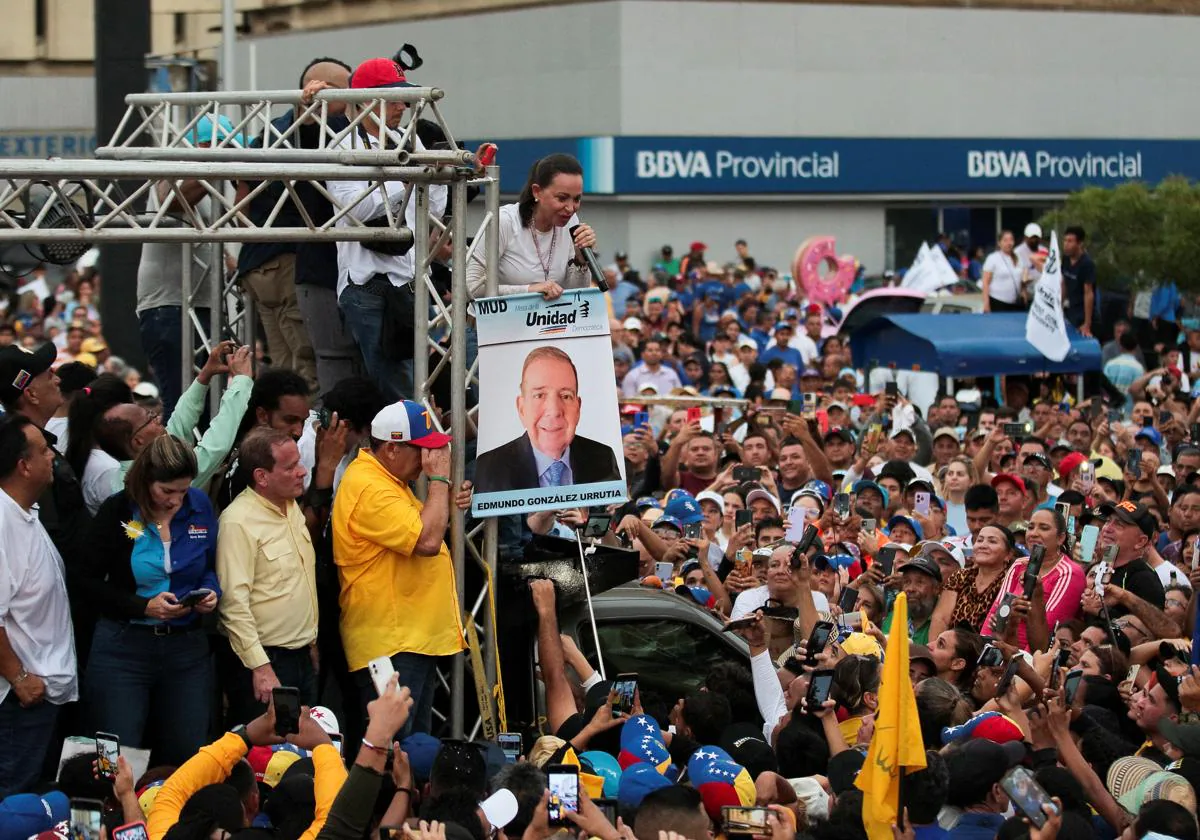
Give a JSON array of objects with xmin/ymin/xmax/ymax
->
[
  {"xmin": 900, "ymin": 242, "xmax": 959, "ymax": 293},
  {"xmin": 1025, "ymin": 230, "xmax": 1071, "ymax": 362}
]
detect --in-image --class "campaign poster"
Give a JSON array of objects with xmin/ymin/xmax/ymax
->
[{"xmin": 471, "ymin": 289, "xmax": 627, "ymax": 518}]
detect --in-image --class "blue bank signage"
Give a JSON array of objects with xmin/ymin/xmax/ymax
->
[
  {"xmin": 487, "ymin": 136, "xmax": 1200, "ymax": 196},
  {"xmin": 0, "ymin": 131, "xmax": 97, "ymax": 158}
]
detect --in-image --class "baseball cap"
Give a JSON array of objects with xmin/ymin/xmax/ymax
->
[
  {"xmin": 133, "ymin": 381, "xmax": 160, "ymax": 399},
  {"xmin": 0, "ymin": 792, "xmax": 69, "ymax": 840},
  {"xmin": 635, "ymin": 496, "xmax": 661, "ymax": 511},
  {"xmin": 736, "ymin": 337, "xmax": 757, "ymax": 350},
  {"xmin": 841, "ymin": 633, "xmax": 883, "ymax": 658},
  {"xmin": 932, "ymin": 427, "xmax": 961, "ymax": 442},
  {"xmin": 745, "ymin": 488, "xmax": 781, "ymax": 513},
  {"xmin": 1023, "ymin": 452, "xmax": 1052, "ymax": 470},
  {"xmin": 1110, "ymin": 500, "xmax": 1158, "ymax": 538},
  {"xmin": 824, "ymin": 427, "xmax": 855, "ymax": 444},
  {"xmin": 623, "ymin": 317, "xmax": 644, "ymax": 331},
  {"xmin": 1160, "ymin": 719, "xmax": 1200, "ymax": 758},
  {"xmin": 1056, "ymin": 451, "xmax": 1086, "ymax": 479},
  {"xmin": 1024, "ymin": 222, "xmax": 1043, "ymax": 238},
  {"xmin": 889, "ymin": 426, "xmax": 916, "ymax": 441},
  {"xmin": 690, "ymin": 241, "xmax": 707, "ymax": 252},
  {"xmin": 925, "ymin": 539, "xmax": 967, "ymax": 569},
  {"xmin": 80, "ymin": 337, "xmax": 107, "ymax": 353},
  {"xmin": 887, "ymin": 514, "xmax": 924, "ymax": 542},
  {"xmin": 663, "ymin": 492, "xmax": 704, "ymax": 526},
  {"xmin": 991, "ymin": 473, "xmax": 1027, "ymax": 494},
  {"xmin": 309, "ymin": 705, "xmax": 339, "ymax": 735},
  {"xmin": 371, "ymin": 400, "xmax": 451, "ymax": 448},
  {"xmin": 852, "ymin": 480, "xmax": 890, "ymax": 508},
  {"xmin": 1135, "ymin": 427, "xmax": 1164, "ymax": 447},
  {"xmin": 910, "ymin": 644, "xmax": 936, "ymax": 668},
  {"xmin": 801, "ymin": 368, "xmax": 822, "ymax": 379},
  {"xmin": 695, "ymin": 490, "xmax": 725, "ymax": 512},
  {"xmin": 899, "ymin": 553, "xmax": 942, "ymax": 584},
  {"xmin": 0, "ymin": 343, "xmax": 55, "ymax": 405},
  {"xmin": 767, "ymin": 387, "xmax": 791, "ymax": 402},
  {"xmin": 791, "ymin": 488, "xmax": 825, "ymax": 513},
  {"xmin": 350, "ymin": 57, "xmax": 416, "ymax": 88},
  {"xmin": 479, "ymin": 789, "xmax": 519, "ymax": 832}
]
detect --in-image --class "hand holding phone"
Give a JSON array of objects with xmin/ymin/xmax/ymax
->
[
  {"xmin": 914, "ymin": 491, "xmax": 930, "ymax": 516},
  {"xmin": 369, "ymin": 655, "xmax": 397, "ymax": 697},
  {"xmin": 546, "ymin": 765, "xmax": 579, "ymax": 826},
  {"xmin": 1000, "ymin": 766, "xmax": 1055, "ymax": 829},
  {"xmin": 95, "ymin": 732, "xmax": 120, "ymax": 781},
  {"xmin": 272, "ymin": 687, "xmax": 302, "ymax": 736},
  {"xmin": 610, "ymin": 673, "xmax": 638, "ymax": 717}
]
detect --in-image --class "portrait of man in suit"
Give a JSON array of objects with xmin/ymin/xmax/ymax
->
[{"xmin": 474, "ymin": 345, "xmax": 622, "ymax": 493}]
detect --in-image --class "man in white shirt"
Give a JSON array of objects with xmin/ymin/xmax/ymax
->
[
  {"xmin": 0, "ymin": 414, "xmax": 77, "ymax": 796},
  {"xmin": 730, "ymin": 543, "xmax": 830, "ymax": 620},
  {"xmin": 329, "ymin": 57, "xmax": 447, "ymax": 403},
  {"xmin": 1014, "ymin": 222, "xmax": 1043, "ymax": 287}
]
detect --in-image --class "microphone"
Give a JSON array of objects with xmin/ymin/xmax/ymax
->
[{"xmin": 569, "ymin": 224, "xmax": 609, "ymax": 292}]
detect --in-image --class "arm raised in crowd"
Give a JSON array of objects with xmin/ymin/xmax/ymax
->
[
  {"xmin": 661, "ymin": 423, "xmax": 699, "ymax": 490},
  {"xmin": 1105, "ymin": 584, "xmax": 1180, "ymax": 640}
]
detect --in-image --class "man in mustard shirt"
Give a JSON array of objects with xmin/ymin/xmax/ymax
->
[{"xmin": 332, "ymin": 399, "xmax": 465, "ymax": 736}]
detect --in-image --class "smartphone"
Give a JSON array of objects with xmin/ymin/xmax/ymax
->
[
  {"xmin": 596, "ymin": 799, "xmax": 618, "ymax": 826},
  {"xmin": 1000, "ymin": 766, "xmax": 1053, "ymax": 829},
  {"xmin": 994, "ymin": 658, "xmax": 1021, "ymax": 697},
  {"xmin": 914, "ymin": 491, "xmax": 931, "ymax": 516},
  {"xmin": 1108, "ymin": 409, "xmax": 1122, "ymax": 424},
  {"xmin": 546, "ymin": 765, "xmax": 579, "ymax": 826},
  {"xmin": 724, "ymin": 806, "xmax": 772, "ymax": 836},
  {"xmin": 1160, "ymin": 410, "xmax": 1173, "ymax": 425},
  {"xmin": 885, "ymin": 381, "xmax": 899, "ymax": 398},
  {"xmin": 805, "ymin": 621, "xmax": 836, "ymax": 663},
  {"xmin": 498, "ymin": 732, "xmax": 523, "ymax": 764},
  {"xmin": 683, "ymin": 521, "xmax": 703, "ymax": 540},
  {"xmin": 272, "ymin": 686, "xmax": 302, "ymax": 737},
  {"xmin": 722, "ymin": 616, "xmax": 759, "ymax": 633},
  {"xmin": 735, "ymin": 509, "xmax": 753, "ymax": 529},
  {"xmin": 1127, "ymin": 664, "xmax": 1142, "ymax": 686},
  {"xmin": 317, "ymin": 407, "xmax": 332, "ymax": 430},
  {"xmin": 1192, "ymin": 539, "xmax": 1199, "ymax": 572},
  {"xmin": 476, "ymin": 142, "xmax": 497, "ymax": 167},
  {"xmin": 583, "ymin": 513, "xmax": 613, "ymax": 538},
  {"xmin": 1192, "ymin": 423, "xmax": 1200, "ymax": 443},
  {"xmin": 686, "ymin": 406, "xmax": 702, "ymax": 424},
  {"xmin": 654, "ymin": 561, "xmax": 673, "ymax": 581},
  {"xmin": 978, "ymin": 643, "xmax": 1005, "ymax": 669},
  {"xmin": 1064, "ymin": 669, "xmax": 1084, "ymax": 706},
  {"xmin": 833, "ymin": 493, "xmax": 851, "ymax": 520},
  {"xmin": 806, "ymin": 669, "xmax": 835, "ymax": 708},
  {"xmin": 802, "ymin": 392, "xmax": 818, "ymax": 418},
  {"xmin": 379, "ymin": 828, "xmax": 405, "ymax": 840},
  {"xmin": 95, "ymin": 731, "xmax": 120, "ymax": 781},
  {"xmin": 839, "ymin": 586, "xmax": 859, "ymax": 612},
  {"xmin": 733, "ymin": 466, "xmax": 760, "ymax": 482},
  {"xmin": 1053, "ymin": 647, "xmax": 1071, "ymax": 673},
  {"xmin": 330, "ymin": 733, "xmax": 343, "ymax": 756},
  {"xmin": 875, "ymin": 545, "xmax": 897, "ymax": 577},
  {"xmin": 178, "ymin": 588, "xmax": 214, "ymax": 609},
  {"xmin": 610, "ymin": 673, "xmax": 638, "ymax": 717},
  {"xmin": 861, "ymin": 517, "xmax": 876, "ymax": 536},
  {"xmin": 791, "ymin": 524, "xmax": 820, "ymax": 569},
  {"xmin": 112, "ymin": 823, "xmax": 150, "ymax": 840},
  {"xmin": 1003, "ymin": 422, "xmax": 1029, "ymax": 439},
  {"xmin": 840, "ymin": 611, "xmax": 864, "ymax": 630},
  {"xmin": 1079, "ymin": 460, "xmax": 1095, "ymax": 493},
  {"xmin": 1127, "ymin": 448, "xmax": 1142, "ymax": 475},
  {"xmin": 369, "ymin": 655, "xmax": 397, "ymax": 697},
  {"xmin": 1143, "ymin": 415, "xmax": 1156, "ymax": 428},
  {"xmin": 1055, "ymin": 501, "xmax": 1071, "ymax": 521},
  {"xmin": 70, "ymin": 799, "xmax": 104, "ymax": 840},
  {"xmin": 991, "ymin": 592, "xmax": 1018, "ymax": 635},
  {"xmin": 788, "ymin": 399, "xmax": 804, "ymax": 416},
  {"xmin": 760, "ymin": 605, "xmax": 799, "ymax": 621},
  {"xmin": 633, "ymin": 411, "xmax": 650, "ymax": 429}
]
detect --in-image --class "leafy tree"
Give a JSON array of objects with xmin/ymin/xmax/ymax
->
[{"xmin": 1040, "ymin": 176, "xmax": 1200, "ymax": 292}]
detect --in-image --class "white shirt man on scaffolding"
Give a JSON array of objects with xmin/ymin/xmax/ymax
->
[{"xmin": 327, "ymin": 57, "xmax": 446, "ymax": 404}]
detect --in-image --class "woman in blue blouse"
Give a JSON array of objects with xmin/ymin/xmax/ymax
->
[{"xmin": 81, "ymin": 435, "xmax": 221, "ymax": 764}]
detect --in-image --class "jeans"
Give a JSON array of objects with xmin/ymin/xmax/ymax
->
[
  {"xmin": 0, "ymin": 693, "xmax": 61, "ymax": 797},
  {"xmin": 138, "ymin": 305, "xmax": 212, "ymax": 417},
  {"xmin": 353, "ymin": 652, "xmax": 439, "ymax": 738},
  {"xmin": 296, "ymin": 284, "xmax": 361, "ymax": 399},
  {"xmin": 338, "ymin": 284, "xmax": 414, "ymax": 403},
  {"xmin": 216, "ymin": 638, "xmax": 318, "ymax": 728},
  {"xmin": 83, "ymin": 619, "xmax": 213, "ymax": 766}
]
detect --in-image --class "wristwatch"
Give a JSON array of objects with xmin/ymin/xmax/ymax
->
[{"xmin": 230, "ymin": 724, "xmax": 253, "ymax": 752}]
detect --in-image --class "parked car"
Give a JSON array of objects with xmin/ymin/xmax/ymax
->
[{"xmin": 920, "ymin": 293, "xmax": 985, "ymax": 315}]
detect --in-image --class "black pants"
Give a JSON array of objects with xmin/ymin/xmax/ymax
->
[
  {"xmin": 988, "ymin": 297, "xmax": 1025, "ymax": 313},
  {"xmin": 216, "ymin": 637, "xmax": 318, "ymax": 728}
]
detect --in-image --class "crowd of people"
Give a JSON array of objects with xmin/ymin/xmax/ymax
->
[{"xmin": 3, "ymin": 50, "xmax": 1200, "ymax": 840}]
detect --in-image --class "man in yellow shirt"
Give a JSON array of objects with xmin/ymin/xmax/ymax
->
[
  {"xmin": 332, "ymin": 399, "xmax": 465, "ymax": 736},
  {"xmin": 216, "ymin": 427, "xmax": 319, "ymax": 724}
]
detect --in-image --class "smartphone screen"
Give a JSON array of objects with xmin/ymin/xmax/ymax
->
[
  {"xmin": 861, "ymin": 517, "xmax": 876, "ymax": 535},
  {"xmin": 994, "ymin": 658, "xmax": 1020, "ymax": 697},
  {"xmin": 875, "ymin": 546, "xmax": 897, "ymax": 576},
  {"xmin": 112, "ymin": 823, "xmax": 150, "ymax": 840},
  {"xmin": 839, "ymin": 586, "xmax": 859, "ymax": 612},
  {"xmin": 733, "ymin": 466, "xmax": 760, "ymax": 482},
  {"xmin": 610, "ymin": 674, "xmax": 638, "ymax": 717},
  {"xmin": 546, "ymin": 765, "xmax": 579, "ymax": 825},
  {"xmin": 1000, "ymin": 766, "xmax": 1052, "ymax": 828},
  {"xmin": 806, "ymin": 670, "xmax": 835, "ymax": 707},
  {"xmin": 584, "ymin": 514, "xmax": 613, "ymax": 538},
  {"xmin": 807, "ymin": 621, "xmax": 835, "ymax": 659},
  {"xmin": 724, "ymin": 806, "xmax": 772, "ymax": 835},
  {"xmin": 1127, "ymin": 449, "xmax": 1142, "ymax": 475},
  {"xmin": 498, "ymin": 732, "xmax": 522, "ymax": 764},
  {"xmin": 735, "ymin": 509, "xmax": 753, "ymax": 529},
  {"xmin": 596, "ymin": 800, "xmax": 618, "ymax": 826},
  {"xmin": 833, "ymin": 493, "xmax": 851, "ymax": 519},
  {"xmin": 1064, "ymin": 670, "xmax": 1084, "ymax": 706},
  {"xmin": 683, "ymin": 522, "xmax": 703, "ymax": 540},
  {"xmin": 70, "ymin": 799, "xmax": 104, "ymax": 840},
  {"xmin": 977, "ymin": 644, "xmax": 1005, "ymax": 669},
  {"xmin": 95, "ymin": 732, "xmax": 120, "ymax": 781},
  {"xmin": 272, "ymin": 687, "xmax": 302, "ymax": 736}
]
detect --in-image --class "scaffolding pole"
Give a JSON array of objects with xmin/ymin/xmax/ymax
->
[{"xmin": 0, "ymin": 85, "xmax": 502, "ymax": 740}]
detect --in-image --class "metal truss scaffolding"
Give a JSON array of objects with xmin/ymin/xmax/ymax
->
[{"xmin": 0, "ymin": 86, "xmax": 500, "ymax": 739}]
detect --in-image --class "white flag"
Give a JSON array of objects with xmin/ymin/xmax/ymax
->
[
  {"xmin": 900, "ymin": 243, "xmax": 932, "ymax": 290},
  {"xmin": 927, "ymin": 245, "xmax": 962, "ymax": 291},
  {"xmin": 1025, "ymin": 230, "xmax": 1071, "ymax": 362}
]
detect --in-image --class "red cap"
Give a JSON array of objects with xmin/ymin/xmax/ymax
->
[
  {"xmin": 689, "ymin": 241, "xmax": 707, "ymax": 252},
  {"xmin": 1056, "ymin": 451, "xmax": 1086, "ymax": 479},
  {"xmin": 991, "ymin": 473, "xmax": 1027, "ymax": 494},
  {"xmin": 350, "ymin": 58, "xmax": 415, "ymax": 89},
  {"xmin": 1168, "ymin": 365, "xmax": 1183, "ymax": 380}
]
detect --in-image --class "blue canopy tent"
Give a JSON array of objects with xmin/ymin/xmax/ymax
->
[{"xmin": 849, "ymin": 313, "xmax": 1102, "ymax": 377}]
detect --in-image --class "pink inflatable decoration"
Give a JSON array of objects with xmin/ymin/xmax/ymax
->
[{"xmin": 793, "ymin": 236, "xmax": 857, "ymax": 305}]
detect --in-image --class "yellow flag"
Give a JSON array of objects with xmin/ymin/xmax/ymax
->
[{"xmin": 855, "ymin": 592, "xmax": 928, "ymax": 840}]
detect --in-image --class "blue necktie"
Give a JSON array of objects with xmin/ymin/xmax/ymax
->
[{"xmin": 544, "ymin": 460, "xmax": 567, "ymax": 487}]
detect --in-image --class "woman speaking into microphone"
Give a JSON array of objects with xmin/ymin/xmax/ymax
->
[{"xmin": 467, "ymin": 153, "xmax": 599, "ymax": 299}]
